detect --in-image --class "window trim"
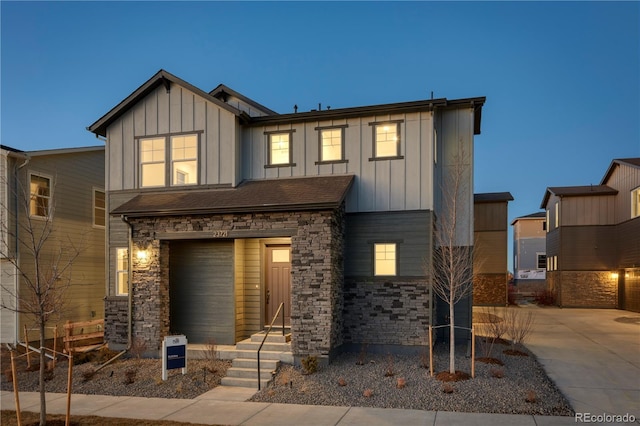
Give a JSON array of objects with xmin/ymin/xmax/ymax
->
[
  {"xmin": 116, "ymin": 247, "xmax": 129, "ymax": 296},
  {"xmin": 554, "ymin": 202, "xmax": 559, "ymax": 229},
  {"xmin": 373, "ymin": 242, "xmax": 398, "ymax": 277},
  {"xmin": 136, "ymin": 131, "xmax": 202, "ymax": 188},
  {"xmin": 264, "ymin": 130, "xmax": 296, "ymax": 168},
  {"xmin": 315, "ymin": 125, "xmax": 348, "ymax": 165},
  {"xmin": 631, "ymin": 186, "xmax": 640, "ymax": 219},
  {"xmin": 536, "ymin": 252, "xmax": 546, "ymax": 270},
  {"xmin": 369, "ymin": 120, "xmax": 404, "ymax": 161},
  {"xmin": 28, "ymin": 171, "xmax": 53, "ymax": 219},
  {"xmin": 93, "ymin": 188, "xmax": 106, "ymax": 228}
]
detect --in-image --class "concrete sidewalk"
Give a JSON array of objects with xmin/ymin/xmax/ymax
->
[{"xmin": 2, "ymin": 307, "xmax": 638, "ymax": 425}]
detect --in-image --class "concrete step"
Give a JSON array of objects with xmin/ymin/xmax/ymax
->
[
  {"xmin": 236, "ymin": 340, "xmax": 291, "ymax": 352},
  {"xmin": 226, "ymin": 367, "xmax": 275, "ymax": 380},
  {"xmin": 221, "ymin": 376, "xmax": 271, "ymax": 389},
  {"xmin": 217, "ymin": 348, "xmax": 294, "ymax": 364},
  {"xmin": 250, "ymin": 332, "xmax": 291, "ymax": 343},
  {"xmin": 232, "ymin": 357, "xmax": 279, "ymax": 370}
]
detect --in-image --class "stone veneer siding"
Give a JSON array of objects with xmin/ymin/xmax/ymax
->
[
  {"xmin": 550, "ymin": 271, "xmax": 618, "ymax": 308},
  {"xmin": 473, "ymin": 273, "xmax": 507, "ymax": 306},
  {"xmin": 110, "ymin": 205, "xmax": 345, "ymax": 359},
  {"xmin": 343, "ymin": 278, "xmax": 430, "ymax": 347},
  {"xmin": 104, "ymin": 296, "xmax": 129, "ymax": 347}
]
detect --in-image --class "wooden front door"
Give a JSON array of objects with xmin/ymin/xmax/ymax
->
[{"xmin": 265, "ymin": 245, "xmax": 291, "ymax": 326}]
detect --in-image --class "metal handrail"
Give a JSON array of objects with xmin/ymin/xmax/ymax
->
[{"xmin": 257, "ymin": 302, "xmax": 285, "ymax": 390}]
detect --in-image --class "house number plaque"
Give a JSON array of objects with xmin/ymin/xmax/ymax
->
[{"xmin": 211, "ymin": 230, "xmax": 228, "ymax": 237}]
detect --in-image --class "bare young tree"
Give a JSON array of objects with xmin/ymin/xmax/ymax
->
[
  {"xmin": 1, "ymin": 176, "xmax": 80, "ymax": 426},
  {"xmin": 429, "ymin": 146, "xmax": 474, "ymax": 375}
]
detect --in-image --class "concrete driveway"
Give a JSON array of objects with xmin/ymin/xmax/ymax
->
[{"xmin": 486, "ymin": 306, "xmax": 640, "ymax": 421}]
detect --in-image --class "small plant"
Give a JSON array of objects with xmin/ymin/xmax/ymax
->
[
  {"xmin": 4, "ymin": 368, "xmax": 13, "ymax": 383},
  {"xmin": 504, "ymin": 307, "xmax": 536, "ymax": 349},
  {"xmin": 442, "ymin": 383, "xmax": 455, "ymax": 394},
  {"xmin": 301, "ymin": 355, "xmax": 318, "ymax": 374},
  {"xmin": 82, "ymin": 368, "xmax": 96, "ymax": 382},
  {"xmin": 124, "ymin": 368, "xmax": 137, "ymax": 384},
  {"xmin": 384, "ymin": 353, "xmax": 395, "ymax": 377},
  {"xmin": 419, "ymin": 346, "xmax": 429, "ymax": 369},
  {"xmin": 337, "ymin": 377, "xmax": 347, "ymax": 387},
  {"xmin": 363, "ymin": 388, "xmax": 374, "ymax": 398},
  {"xmin": 356, "ymin": 343, "xmax": 368, "ymax": 365},
  {"xmin": 175, "ymin": 382, "xmax": 183, "ymax": 394},
  {"xmin": 490, "ymin": 368, "xmax": 504, "ymax": 378},
  {"xmin": 154, "ymin": 376, "xmax": 163, "ymax": 386},
  {"xmin": 129, "ymin": 337, "xmax": 147, "ymax": 360},
  {"xmin": 278, "ymin": 368, "xmax": 292, "ymax": 387},
  {"xmin": 204, "ymin": 338, "xmax": 218, "ymax": 373},
  {"xmin": 525, "ymin": 390, "xmax": 537, "ymax": 403},
  {"xmin": 396, "ymin": 377, "xmax": 406, "ymax": 389},
  {"xmin": 534, "ymin": 290, "xmax": 556, "ymax": 306}
]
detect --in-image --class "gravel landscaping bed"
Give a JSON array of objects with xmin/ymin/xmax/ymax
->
[{"xmin": 250, "ymin": 344, "xmax": 574, "ymax": 416}]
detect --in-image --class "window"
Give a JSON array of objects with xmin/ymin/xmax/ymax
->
[
  {"xmin": 93, "ymin": 189, "xmax": 105, "ymax": 228},
  {"xmin": 537, "ymin": 253, "xmax": 546, "ymax": 269},
  {"xmin": 140, "ymin": 137, "xmax": 166, "ymax": 187},
  {"xmin": 116, "ymin": 248, "xmax": 129, "ymax": 295},
  {"xmin": 374, "ymin": 243, "xmax": 396, "ymax": 276},
  {"xmin": 29, "ymin": 173, "xmax": 51, "ymax": 218},
  {"xmin": 171, "ymin": 135, "xmax": 197, "ymax": 186},
  {"xmin": 139, "ymin": 133, "xmax": 199, "ymax": 188},
  {"xmin": 371, "ymin": 122, "xmax": 403, "ymax": 159},
  {"xmin": 316, "ymin": 126, "xmax": 347, "ymax": 163},
  {"xmin": 632, "ymin": 187, "xmax": 640, "ymax": 218},
  {"xmin": 546, "ymin": 209, "xmax": 550, "ymax": 233},
  {"xmin": 554, "ymin": 203, "xmax": 559, "ymax": 228},
  {"xmin": 266, "ymin": 131, "xmax": 295, "ymax": 166}
]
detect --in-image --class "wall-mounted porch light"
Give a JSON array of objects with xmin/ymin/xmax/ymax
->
[
  {"xmin": 137, "ymin": 248, "xmax": 149, "ymax": 264},
  {"xmin": 610, "ymin": 272, "xmax": 619, "ymax": 280}
]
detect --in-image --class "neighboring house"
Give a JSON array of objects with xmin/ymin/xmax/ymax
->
[
  {"xmin": 88, "ymin": 69, "xmax": 485, "ymax": 362},
  {"xmin": 511, "ymin": 212, "xmax": 546, "ymax": 296},
  {"xmin": 541, "ymin": 158, "xmax": 640, "ymax": 312},
  {"xmin": 473, "ymin": 192, "xmax": 513, "ymax": 306},
  {"xmin": 0, "ymin": 145, "xmax": 106, "ymax": 344}
]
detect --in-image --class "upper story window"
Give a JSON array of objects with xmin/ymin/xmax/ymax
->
[
  {"xmin": 632, "ymin": 187, "xmax": 640, "ymax": 219},
  {"xmin": 93, "ymin": 189, "xmax": 105, "ymax": 228},
  {"xmin": 29, "ymin": 173, "xmax": 51, "ymax": 218},
  {"xmin": 139, "ymin": 133, "xmax": 199, "ymax": 188},
  {"xmin": 265, "ymin": 130, "xmax": 296, "ymax": 167},
  {"xmin": 374, "ymin": 243, "xmax": 397, "ymax": 276},
  {"xmin": 316, "ymin": 126, "xmax": 348, "ymax": 164},
  {"xmin": 369, "ymin": 121, "xmax": 404, "ymax": 160},
  {"xmin": 554, "ymin": 202, "xmax": 560, "ymax": 228}
]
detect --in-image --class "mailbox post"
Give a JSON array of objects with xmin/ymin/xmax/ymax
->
[{"xmin": 162, "ymin": 335, "xmax": 187, "ymax": 381}]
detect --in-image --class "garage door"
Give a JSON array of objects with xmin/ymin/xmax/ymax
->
[{"xmin": 169, "ymin": 240, "xmax": 234, "ymax": 344}]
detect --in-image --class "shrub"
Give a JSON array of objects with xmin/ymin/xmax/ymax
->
[
  {"xmin": 442, "ymin": 383, "xmax": 455, "ymax": 394},
  {"xmin": 525, "ymin": 390, "xmax": 537, "ymax": 403},
  {"xmin": 396, "ymin": 377, "xmax": 406, "ymax": 389},
  {"xmin": 490, "ymin": 368, "xmax": 504, "ymax": 378},
  {"xmin": 384, "ymin": 353, "xmax": 395, "ymax": 377},
  {"xmin": 124, "ymin": 368, "xmax": 137, "ymax": 384},
  {"xmin": 356, "ymin": 343, "xmax": 368, "ymax": 365},
  {"xmin": 301, "ymin": 355, "xmax": 318, "ymax": 375},
  {"xmin": 504, "ymin": 307, "xmax": 536, "ymax": 348},
  {"xmin": 363, "ymin": 388, "xmax": 374, "ymax": 398},
  {"xmin": 338, "ymin": 377, "xmax": 347, "ymax": 387},
  {"xmin": 204, "ymin": 338, "xmax": 218, "ymax": 373},
  {"xmin": 129, "ymin": 337, "xmax": 147, "ymax": 360},
  {"xmin": 534, "ymin": 290, "xmax": 556, "ymax": 306}
]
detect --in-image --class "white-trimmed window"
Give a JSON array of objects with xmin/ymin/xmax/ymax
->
[
  {"xmin": 316, "ymin": 126, "xmax": 347, "ymax": 163},
  {"xmin": 537, "ymin": 253, "xmax": 546, "ymax": 269},
  {"xmin": 374, "ymin": 243, "xmax": 397, "ymax": 276},
  {"xmin": 93, "ymin": 189, "xmax": 105, "ymax": 228},
  {"xmin": 139, "ymin": 133, "xmax": 199, "ymax": 188},
  {"xmin": 632, "ymin": 187, "xmax": 640, "ymax": 218},
  {"xmin": 371, "ymin": 122, "xmax": 402, "ymax": 159},
  {"xmin": 116, "ymin": 248, "xmax": 129, "ymax": 295},
  {"xmin": 29, "ymin": 173, "xmax": 51, "ymax": 218}
]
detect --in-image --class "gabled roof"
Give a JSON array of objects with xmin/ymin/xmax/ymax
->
[
  {"xmin": 600, "ymin": 158, "xmax": 640, "ymax": 185},
  {"xmin": 87, "ymin": 70, "xmax": 242, "ymax": 137},
  {"xmin": 474, "ymin": 192, "xmax": 514, "ymax": 203},
  {"xmin": 540, "ymin": 185, "xmax": 618, "ymax": 209},
  {"xmin": 111, "ymin": 175, "xmax": 354, "ymax": 217},
  {"xmin": 510, "ymin": 211, "xmax": 545, "ymax": 225},
  {"xmin": 210, "ymin": 84, "xmax": 278, "ymax": 116}
]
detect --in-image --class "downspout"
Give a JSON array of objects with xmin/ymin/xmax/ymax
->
[{"xmin": 121, "ymin": 214, "xmax": 133, "ymax": 350}]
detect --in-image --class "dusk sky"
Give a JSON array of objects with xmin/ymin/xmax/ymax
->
[{"xmin": 2, "ymin": 1, "xmax": 639, "ymax": 270}]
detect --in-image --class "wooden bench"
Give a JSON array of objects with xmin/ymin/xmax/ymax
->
[{"xmin": 64, "ymin": 319, "xmax": 105, "ymax": 354}]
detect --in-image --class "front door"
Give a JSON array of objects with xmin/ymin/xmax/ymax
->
[{"xmin": 265, "ymin": 245, "xmax": 291, "ymax": 326}]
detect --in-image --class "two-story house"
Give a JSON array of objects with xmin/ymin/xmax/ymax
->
[
  {"xmin": 511, "ymin": 212, "xmax": 546, "ymax": 296},
  {"xmin": 0, "ymin": 145, "xmax": 105, "ymax": 344},
  {"xmin": 541, "ymin": 158, "xmax": 640, "ymax": 312},
  {"xmin": 473, "ymin": 192, "xmax": 513, "ymax": 306},
  {"xmin": 88, "ymin": 70, "xmax": 485, "ymax": 362}
]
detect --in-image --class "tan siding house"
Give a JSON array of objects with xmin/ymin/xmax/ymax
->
[{"xmin": 541, "ymin": 158, "xmax": 640, "ymax": 311}]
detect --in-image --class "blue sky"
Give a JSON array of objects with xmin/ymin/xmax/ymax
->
[{"xmin": 2, "ymin": 1, "xmax": 639, "ymax": 270}]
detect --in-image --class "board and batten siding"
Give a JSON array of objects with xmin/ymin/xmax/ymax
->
[
  {"xmin": 606, "ymin": 162, "xmax": 640, "ymax": 224},
  {"xmin": 106, "ymin": 85, "xmax": 240, "ymax": 191},
  {"xmin": 242, "ymin": 111, "xmax": 435, "ymax": 213},
  {"xmin": 561, "ymin": 195, "xmax": 616, "ymax": 226},
  {"xmin": 17, "ymin": 150, "xmax": 105, "ymax": 338}
]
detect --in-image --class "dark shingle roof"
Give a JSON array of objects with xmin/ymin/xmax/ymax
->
[
  {"xmin": 111, "ymin": 175, "xmax": 355, "ymax": 217},
  {"xmin": 601, "ymin": 158, "xmax": 640, "ymax": 184},
  {"xmin": 540, "ymin": 185, "xmax": 618, "ymax": 208},
  {"xmin": 474, "ymin": 192, "xmax": 514, "ymax": 203}
]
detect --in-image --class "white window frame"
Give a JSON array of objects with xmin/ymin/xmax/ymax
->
[
  {"xmin": 93, "ymin": 188, "xmax": 105, "ymax": 228},
  {"xmin": 631, "ymin": 186, "xmax": 640, "ymax": 219},
  {"xmin": 536, "ymin": 252, "xmax": 546, "ymax": 269},
  {"xmin": 116, "ymin": 248, "xmax": 129, "ymax": 296},
  {"xmin": 29, "ymin": 172, "xmax": 52, "ymax": 219},
  {"xmin": 374, "ymin": 243, "xmax": 397, "ymax": 276}
]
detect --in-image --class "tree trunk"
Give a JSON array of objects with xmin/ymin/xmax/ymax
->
[
  {"xmin": 39, "ymin": 320, "xmax": 47, "ymax": 426},
  {"xmin": 449, "ymin": 295, "xmax": 455, "ymax": 374}
]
